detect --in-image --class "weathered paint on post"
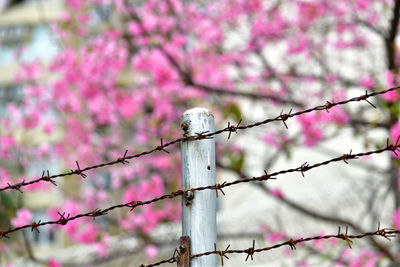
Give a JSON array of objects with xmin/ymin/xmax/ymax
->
[{"xmin": 181, "ymin": 107, "xmax": 217, "ymax": 267}]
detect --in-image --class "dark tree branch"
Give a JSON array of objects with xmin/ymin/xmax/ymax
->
[
  {"xmin": 188, "ymin": 82, "xmax": 304, "ymax": 106},
  {"xmin": 349, "ymin": 118, "xmax": 389, "ymax": 129},
  {"xmin": 386, "ymin": 0, "xmax": 400, "ymax": 70},
  {"xmin": 22, "ymin": 230, "xmax": 47, "ymax": 265},
  {"xmin": 128, "ymin": 9, "xmax": 305, "ymax": 107},
  {"xmin": 385, "ymin": 0, "xmax": 400, "ymax": 212},
  {"xmin": 353, "ymin": 18, "xmax": 385, "ymax": 37}
]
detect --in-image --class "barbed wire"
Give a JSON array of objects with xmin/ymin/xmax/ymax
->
[
  {"xmin": 1, "ymin": 86, "xmax": 399, "ymax": 193},
  {"xmin": 141, "ymin": 226, "xmax": 400, "ymax": 267},
  {"xmin": 1, "ymin": 138, "xmax": 399, "ymax": 238}
]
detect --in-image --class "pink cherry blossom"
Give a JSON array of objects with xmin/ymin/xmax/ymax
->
[
  {"xmin": 384, "ymin": 70, "xmax": 395, "ymax": 87},
  {"xmin": 355, "ymin": 0, "xmax": 369, "ymax": 10},
  {"xmin": 119, "ymin": 213, "xmax": 144, "ymax": 232},
  {"xmin": 142, "ymin": 206, "xmax": 164, "ymax": 233},
  {"xmin": 270, "ymin": 188, "xmax": 284, "ymax": 199},
  {"xmin": 348, "ymin": 249, "xmax": 378, "ymax": 267},
  {"xmin": 22, "ymin": 110, "xmax": 40, "ymax": 129},
  {"xmin": 296, "ymin": 259, "xmax": 308, "ymax": 266},
  {"xmin": 43, "ymin": 121, "xmax": 54, "ymax": 134},
  {"xmin": 11, "ymin": 209, "xmax": 33, "ymax": 228},
  {"xmin": 287, "ymin": 32, "xmax": 308, "ymax": 54},
  {"xmin": 1, "ymin": 0, "xmax": 399, "ymax": 263},
  {"xmin": 65, "ymin": 0, "xmax": 82, "ymax": 10},
  {"xmin": 148, "ymin": 174, "xmax": 164, "ymax": 196},
  {"xmin": 14, "ymin": 60, "xmax": 41, "ymax": 82},
  {"xmin": 264, "ymin": 232, "xmax": 286, "ymax": 243},
  {"xmin": 325, "ymin": 74, "xmax": 338, "ymax": 84},
  {"xmin": 122, "ymin": 185, "xmax": 137, "ymax": 203},
  {"xmin": 359, "ymin": 75, "xmax": 374, "ymax": 89},
  {"xmin": 24, "ymin": 177, "xmax": 46, "ymax": 191},
  {"xmin": 0, "ymin": 136, "xmax": 14, "ymax": 157},
  {"xmin": 282, "ymin": 247, "xmax": 292, "ymax": 257},
  {"xmin": 311, "ymin": 232, "xmax": 325, "ymax": 252},
  {"xmin": 95, "ymin": 234, "xmax": 110, "ymax": 258},
  {"xmin": 262, "ymin": 131, "xmax": 280, "ymax": 149},
  {"xmin": 150, "ymin": 155, "xmax": 173, "ymax": 170},
  {"xmin": 390, "ymin": 121, "xmax": 400, "ymax": 158},
  {"xmin": 75, "ymin": 223, "xmax": 98, "ymax": 244},
  {"xmin": 117, "ymin": 95, "xmax": 140, "ymax": 119},
  {"xmin": 298, "ymin": 113, "xmax": 323, "ymax": 147},
  {"xmin": 47, "ymin": 259, "xmax": 61, "ymax": 267},
  {"xmin": 381, "ymin": 70, "xmax": 398, "ymax": 102},
  {"xmin": 145, "ymin": 244, "xmax": 158, "ymax": 259}
]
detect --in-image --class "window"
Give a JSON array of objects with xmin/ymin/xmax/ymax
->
[{"xmin": 0, "ymin": 85, "xmax": 22, "ymax": 114}]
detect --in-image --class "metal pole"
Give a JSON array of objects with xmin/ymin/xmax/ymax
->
[{"xmin": 181, "ymin": 107, "xmax": 217, "ymax": 267}]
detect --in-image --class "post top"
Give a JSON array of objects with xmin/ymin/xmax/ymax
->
[{"xmin": 183, "ymin": 107, "xmax": 214, "ymax": 117}]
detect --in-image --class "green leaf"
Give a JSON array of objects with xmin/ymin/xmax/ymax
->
[
  {"xmin": 228, "ymin": 151, "xmax": 244, "ymax": 172},
  {"xmin": 389, "ymin": 101, "xmax": 400, "ymax": 116},
  {"xmin": 0, "ymin": 192, "xmax": 18, "ymax": 209},
  {"xmin": 283, "ymin": 146, "xmax": 291, "ymax": 159},
  {"xmin": 222, "ymin": 103, "xmax": 242, "ymax": 122}
]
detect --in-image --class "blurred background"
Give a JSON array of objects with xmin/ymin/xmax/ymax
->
[{"xmin": 0, "ymin": 0, "xmax": 399, "ymax": 266}]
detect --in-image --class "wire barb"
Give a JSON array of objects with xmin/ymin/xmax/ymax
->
[
  {"xmin": 342, "ymin": 149, "xmax": 357, "ymax": 164},
  {"xmin": 145, "ymin": 227, "xmax": 399, "ymax": 267},
  {"xmin": 30, "ymin": 221, "xmax": 41, "ymax": 233},
  {"xmin": 227, "ymin": 119, "xmax": 242, "ymax": 139},
  {"xmin": 386, "ymin": 136, "xmax": 400, "ymax": 156},
  {"xmin": 299, "ymin": 162, "xmax": 310, "ymax": 177},
  {"xmin": 72, "ymin": 161, "xmax": 87, "ymax": 178},
  {"xmin": 194, "ymin": 131, "xmax": 211, "ymax": 140},
  {"xmin": 3, "ymin": 142, "xmax": 400, "ymax": 237},
  {"xmin": 6, "ymin": 181, "xmax": 23, "ymax": 193},
  {"xmin": 42, "ymin": 170, "xmax": 57, "ymax": 186},
  {"xmin": 214, "ymin": 182, "xmax": 227, "ymax": 198},
  {"xmin": 156, "ymin": 139, "xmax": 170, "ymax": 154},
  {"xmin": 89, "ymin": 208, "xmax": 107, "ymax": 219},
  {"xmin": 129, "ymin": 201, "xmax": 143, "ymax": 211},
  {"xmin": 1, "ymin": 86, "xmax": 400, "ymax": 193},
  {"xmin": 117, "ymin": 150, "xmax": 130, "ymax": 164},
  {"xmin": 279, "ymin": 109, "xmax": 292, "ymax": 129},
  {"xmin": 287, "ymin": 239, "xmax": 297, "ymax": 250},
  {"xmin": 338, "ymin": 226, "xmax": 353, "ymax": 248},
  {"xmin": 0, "ymin": 231, "xmax": 9, "ymax": 239},
  {"xmin": 324, "ymin": 101, "xmax": 333, "ymax": 112},
  {"xmin": 245, "ymin": 240, "xmax": 256, "ymax": 261},
  {"xmin": 57, "ymin": 212, "xmax": 70, "ymax": 225},
  {"xmin": 357, "ymin": 91, "xmax": 376, "ymax": 108},
  {"xmin": 258, "ymin": 170, "xmax": 276, "ymax": 181}
]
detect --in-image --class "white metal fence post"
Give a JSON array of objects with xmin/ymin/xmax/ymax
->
[{"xmin": 181, "ymin": 107, "xmax": 217, "ymax": 267}]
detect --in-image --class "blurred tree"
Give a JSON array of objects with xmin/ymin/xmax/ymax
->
[{"xmin": 1, "ymin": 0, "xmax": 400, "ymax": 266}]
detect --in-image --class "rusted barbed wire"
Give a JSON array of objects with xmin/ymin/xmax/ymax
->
[
  {"xmin": 1, "ymin": 140, "xmax": 400, "ymax": 238},
  {"xmin": 1, "ymin": 86, "xmax": 399, "ymax": 193},
  {"xmin": 141, "ymin": 227, "xmax": 400, "ymax": 267}
]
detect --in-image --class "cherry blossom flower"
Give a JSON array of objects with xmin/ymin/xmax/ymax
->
[
  {"xmin": 11, "ymin": 209, "xmax": 33, "ymax": 228},
  {"xmin": 145, "ymin": 244, "xmax": 158, "ymax": 259}
]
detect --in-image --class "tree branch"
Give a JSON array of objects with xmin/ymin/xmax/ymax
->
[
  {"xmin": 188, "ymin": 82, "xmax": 304, "ymax": 106},
  {"xmin": 385, "ymin": 0, "xmax": 400, "ymax": 213},
  {"xmin": 386, "ymin": 0, "xmax": 400, "ymax": 69},
  {"xmin": 128, "ymin": 9, "xmax": 304, "ymax": 107},
  {"xmin": 216, "ymin": 162, "xmax": 395, "ymax": 260}
]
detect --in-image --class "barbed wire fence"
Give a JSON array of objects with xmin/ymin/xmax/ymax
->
[
  {"xmin": 142, "ymin": 228, "xmax": 400, "ymax": 267},
  {"xmin": 1, "ymin": 86, "xmax": 397, "ymax": 194},
  {"xmin": 1, "ymin": 86, "xmax": 400, "ymax": 266}
]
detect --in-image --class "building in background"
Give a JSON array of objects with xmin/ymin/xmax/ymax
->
[
  {"xmin": 0, "ymin": 0, "xmax": 62, "ymax": 248},
  {"xmin": 0, "ymin": 0, "xmax": 60, "ymax": 112}
]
